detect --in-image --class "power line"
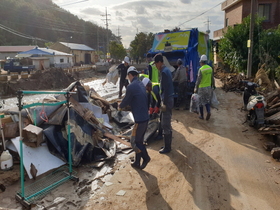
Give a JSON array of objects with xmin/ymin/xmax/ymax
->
[
  {"xmin": 59, "ymin": 0, "xmax": 89, "ymax": 7},
  {"xmin": 177, "ymin": 2, "xmax": 222, "ymax": 27},
  {"xmin": 0, "ymin": 23, "xmax": 49, "ymax": 42}
]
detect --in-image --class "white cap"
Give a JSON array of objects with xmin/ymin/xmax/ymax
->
[
  {"xmin": 199, "ymin": 54, "xmax": 207, "ymax": 62},
  {"xmin": 124, "ymin": 56, "xmax": 130, "ymax": 64},
  {"xmin": 142, "ymin": 77, "xmax": 151, "ymax": 86},
  {"xmin": 127, "ymin": 66, "xmax": 138, "ymax": 74}
]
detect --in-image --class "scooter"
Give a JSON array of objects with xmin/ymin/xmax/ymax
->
[{"xmin": 242, "ymin": 81, "xmax": 266, "ymax": 128}]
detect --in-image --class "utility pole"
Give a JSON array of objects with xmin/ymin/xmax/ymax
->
[
  {"xmin": 101, "ymin": 7, "xmax": 111, "ymax": 60},
  {"xmin": 247, "ymin": 0, "xmax": 256, "ymax": 78},
  {"xmin": 205, "ymin": 17, "xmax": 211, "ymax": 60},
  {"xmin": 205, "ymin": 17, "xmax": 211, "ymax": 35},
  {"xmin": 117, "ymin": 26, "xmax": 121, "ymax": 43}
]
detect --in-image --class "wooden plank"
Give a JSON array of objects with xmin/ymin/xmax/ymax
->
[{"xmin": 104, "ymin": 132, "xmax": 131, "ymax": 147}]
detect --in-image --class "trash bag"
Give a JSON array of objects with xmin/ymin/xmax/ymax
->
[
  {"xmin": 211, "ymin": 90, "xmax": 219, "ymax": 109},
  {"xmin": 190, "ymin": 93, "xmax": 200, "ymax": 113}
]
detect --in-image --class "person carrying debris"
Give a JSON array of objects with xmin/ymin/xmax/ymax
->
[
  {"xmin": 154, "ymin": 54, "xmax": 174, "ymax": 154},
  {"xmin": 117, "ymin": 56, "xmax": 130, "ymax": 99},
  {"xmin": 194, "ymin": 54, "xmax": 215, "ymax": 120},
  {"xmin": 119, "ymin": 66, "xmax": 150, "ymax": 170},
  {"xmin": 173, "ymin": 58, "xmax": 188, "ymax": 110}
]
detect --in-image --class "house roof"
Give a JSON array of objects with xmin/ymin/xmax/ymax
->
[
  {"xmin": 60, "ymin": 42, "xmax": 95, "ymax": 51},
  {"xmin": 0, "ymin": 45, "xmax": 37, "ymax": 53},
  {"xmin": 17, "ymin": 47, "xmax": 73, "ymax": 58}
]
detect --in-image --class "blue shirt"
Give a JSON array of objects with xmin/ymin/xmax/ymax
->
[
  {"xmin": 160, "ymin": 66, "xmax": 174, "ymax": 104},
  {"xmin": 120, "ymin": 77, "xmax": 149, "ymax": 123}
]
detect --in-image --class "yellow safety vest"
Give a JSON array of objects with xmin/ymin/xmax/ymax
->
[
  {"xmin": 198, "ymin": 64, "xmax": 213, "ymax": 88},
  {"xmin": 150, "ymin": 61, "xmax": 159, "ymax": 84}
]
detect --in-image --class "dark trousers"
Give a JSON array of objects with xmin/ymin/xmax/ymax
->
[
  {"xmin": 175, "ymin": 81, "xmax": 187, "ymax": 107},
  {"xmin": 161, "ymin": 96, "xmax": 174, "ymax": 135},
  {"xmin": 131, "ymin": 120, "xmax": 149, "ymax": 152}
]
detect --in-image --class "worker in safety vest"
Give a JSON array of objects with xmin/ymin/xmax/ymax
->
[
  {"xmin": 142, "ymin": 77, "xmax": 159, "ymax": 114},
  {"xmin": 147, "ymin": 53, "xmax": 161, "ymax": 115},
  {"xmin": 194, "ymin": 54, "xmax": 215, "ymax": 121}
]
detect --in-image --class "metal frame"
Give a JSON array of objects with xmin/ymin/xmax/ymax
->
[{"xmin": 15, "ymin": 90, "xmax": 78, "ymax": 209}]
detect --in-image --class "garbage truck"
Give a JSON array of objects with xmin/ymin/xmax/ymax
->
[{"xmin": 147, "ymin": 28, "xmax": 213, "ymax": 97}]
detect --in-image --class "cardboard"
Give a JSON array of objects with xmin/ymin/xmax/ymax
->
[{"xmin": 22, "ymin": 124, "xmax": 43, "ymax": 148}]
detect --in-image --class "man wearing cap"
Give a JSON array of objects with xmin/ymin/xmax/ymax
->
[
  {"xmin": 117, "ymin": 56, "xmax": 130, "ymax": 99},
  {"xmin": 173, "ymin": 58, "xmax": 187, "ymax": 110},
  {"xmin": 154, "ymin": 54, "xmax": 174, "ymax": 154},
  {"xmin": 119, "ymin": 66, "xmax": 150, "ymax": 169},
  {"xmin": 194, "ymin": 54, "xmax": 215, "ymax": 121}
]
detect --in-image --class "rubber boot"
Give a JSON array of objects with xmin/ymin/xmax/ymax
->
[
  {"xmin": 154, "ymin": 125, "xmax": 163, "ymax": 140},
  {"xmin": 140, "ymin": 148, "xmax": 151, "ymax": 170},
  {"xmin": 159, "ymin": 133, "xmax": 172, "ymax": 154},
  {"xmin": 131, "ymin": 152, "xmax": 141, "ymax": 169},
  {"xmin": 199, "ymin": 106, "xmax": 204, "ymax": 119}
]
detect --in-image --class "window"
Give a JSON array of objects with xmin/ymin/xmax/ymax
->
[
  {"xmin": 258, "ymin": 4, "xmax": 271, "ymax": 21},
  {"xmin": 60, "ymin": 58, "xmax": 64, "ymax": 63},
  {"xmin": 225, "ymin": 18, "xmax": 229, "ymax": 27}
]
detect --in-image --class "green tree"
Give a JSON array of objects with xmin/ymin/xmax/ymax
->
[
  {"xmin": 109, "ymin": 41, "xmax": 126, "ymax": 61},
  {"xmin": 130, "ymin": 32, "xmax": 154, "ymax": 64},
  {"xmin": 258, "ymin": 25, "xmax": 280, "ymax": 79},
  {"xmin": 219, "ymin": 15, "xmax": 264, "ymax": 75}
]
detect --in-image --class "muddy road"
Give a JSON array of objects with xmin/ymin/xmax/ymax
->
[
  {"xmin": 83, "ymin": 79, "xmax": 280, "ymax": 210},
  {"xmin": 1, "ymin": 75, "xmax": 280, "ymax": 210}
]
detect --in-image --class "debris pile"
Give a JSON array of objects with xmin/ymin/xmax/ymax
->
[{"xmin": 214, "ymin": 67, "xmax": 245, "ymax": 92}]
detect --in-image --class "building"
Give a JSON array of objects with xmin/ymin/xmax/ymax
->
[
  {"xmin": 0, "ymin": 46, "xmax": 37, "ymax": 60},
  {"xmin": 17, "ymin": 47, "xmax": 73, "ymax": 70},
  {"xmin": 213, "ymin": 0, "xmax": 280, "ymax": 63},
  {"xmin": 50, "ymin": 42, "xmax": 96, "ymax": 65}
]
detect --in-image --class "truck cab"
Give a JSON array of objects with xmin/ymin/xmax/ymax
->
[{"xmin": 4, "ymin": 58, "xmax": 35, "ymax": 75}]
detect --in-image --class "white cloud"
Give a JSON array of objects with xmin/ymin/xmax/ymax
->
[{"xmin": 53, "ymin": 0, "xmax": 224, "ymax": 47}]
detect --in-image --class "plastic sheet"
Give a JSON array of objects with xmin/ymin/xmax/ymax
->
[{"xmin": 211, "ymin": 90, "xmax": 219, "ymax": 109}]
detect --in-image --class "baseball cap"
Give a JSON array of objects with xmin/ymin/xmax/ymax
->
[
  {"xmin": 123, "ymin": 56, "xmax": 130, "ymax": 64},
  {"xmin": 142, "ymin": 77, "xmax": 151, "ymax": 86},
  {"xmin": 127, "ymin": 66, "xmax": 138, "ymax": 74}
]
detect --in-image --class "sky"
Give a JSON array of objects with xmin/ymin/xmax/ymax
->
[{"xmin": 52, "ymin": 0, "xmax": 225, "ymax": 48}]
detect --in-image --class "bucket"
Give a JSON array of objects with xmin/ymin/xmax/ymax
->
[{"xmin": 0, "ymin": 150, "xmax": 13, "ymax": 170}]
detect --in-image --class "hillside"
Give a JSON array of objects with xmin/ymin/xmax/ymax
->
[{"xmin": 0, "ymin": 0, "xmax": 115, "ymax": 50}]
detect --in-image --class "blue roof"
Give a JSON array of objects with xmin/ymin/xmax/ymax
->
[
  {"xmin": 18, "ymin": 48, "xmax": 53, "ymax": 55},
  {"xmin": 60, "ymin": 42, "xmax": 95, "ymax": 51}
]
